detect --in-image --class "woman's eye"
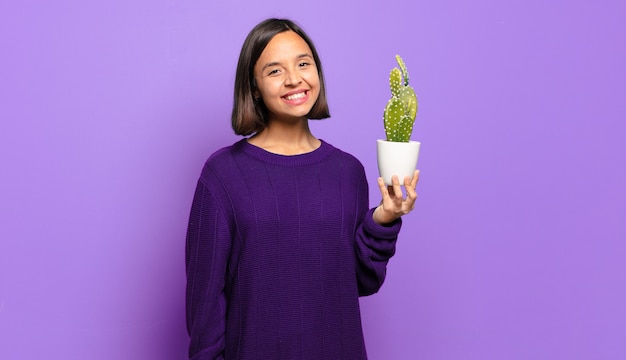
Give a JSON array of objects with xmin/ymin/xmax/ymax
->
[
  {"xmin": 299, "ymin": 62, "xmax": 311, "ymax": 67},
  {"xmin": 268, "ymin": 69, "xmax": 280, "ymax": 76}
]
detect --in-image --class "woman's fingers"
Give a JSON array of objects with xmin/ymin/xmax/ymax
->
[
  {"xmin": 405, "ymin": 170, "xmax": 419, "ymax": 202},
  {"xmin": 374, "ymin": 171, "xmax": 420, "ymax": 224},
  {"xmin": 391, "ymin": 175, "xmax": 402, "ymax": 202},
  {"xmin": 379, "ymin": 171, "xmax": 420, "ymax": 203},
  {"xmin": 377, "ymin": 177, "xmax": 390, "ymax": 198},
  {"xmin": 411, "ymin": 170, "xmax": 420, "ymax": 190}
]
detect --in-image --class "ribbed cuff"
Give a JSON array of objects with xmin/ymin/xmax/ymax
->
[{"xmin": 363, "ymin": 208, "xmax": 402, "ymax": 239}]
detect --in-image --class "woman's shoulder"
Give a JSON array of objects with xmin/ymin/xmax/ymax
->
[
  {"xmin": 203, "ymin": 138, "xmax": 253, "ymax": 166},
  {"xmin": 198, "ymin": 139, "xmax": 248, "ymax": 184},
  {"xmin": 320, "ymin": 140, "xmax": 366, "ymax": 174},
  {"xmin": 322, "ymin": 139, "xmax": 359, "ymax": 158}
]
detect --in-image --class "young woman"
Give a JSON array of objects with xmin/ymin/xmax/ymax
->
[{"xmin": 185, "ymin": 18, "xmax": 419, "ymax": 360}]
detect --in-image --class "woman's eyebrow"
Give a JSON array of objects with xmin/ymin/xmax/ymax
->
[{"xmin": 261, "ymin": 62, "xmax": 281, "ymax": 71}]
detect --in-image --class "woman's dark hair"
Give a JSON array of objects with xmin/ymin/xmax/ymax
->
[{"xmin": 231, "ymin": 18, "xmax": 330, "ymax": 136}]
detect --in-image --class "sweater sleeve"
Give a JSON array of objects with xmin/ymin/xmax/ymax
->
[
  {"xmin": 185, "ymin": 179, "xmax": 232, "ymax": 360},
  {"xmin": 354, "ymin": 173, "xmax": 402, "ymax": 296}
]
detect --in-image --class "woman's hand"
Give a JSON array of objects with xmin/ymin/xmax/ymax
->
[{"xmin": 373, "ymin": 170, "xmax": 420, "ymax": 225}]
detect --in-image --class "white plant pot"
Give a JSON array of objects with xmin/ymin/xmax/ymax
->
[{"xmin": 377, "ymin": 139, "xmax": 421, "ymax": 186}]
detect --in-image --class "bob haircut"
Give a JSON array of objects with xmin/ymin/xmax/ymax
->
[{"xmin": 231, "ymin": 18, "xmax": 331, "ymax": 136}]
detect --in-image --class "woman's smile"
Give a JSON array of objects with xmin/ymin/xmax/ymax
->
[{"xmin": 282, "ymin": 89, "xmax": 310, "ymax": 104}]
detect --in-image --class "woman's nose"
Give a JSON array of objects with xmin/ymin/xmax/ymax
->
[{"xmin": 284, "ymin": 69, "xmax": 302, "ymax": 86}]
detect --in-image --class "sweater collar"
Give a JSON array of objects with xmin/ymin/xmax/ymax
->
[{"xmin": 237, "ymin": 138, "xmax": 335, "ymax": 166}]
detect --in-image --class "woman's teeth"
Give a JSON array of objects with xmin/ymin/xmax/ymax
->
[{"xmin": 285, "ymin": 92, "xmax": 306, "ymax": 100}]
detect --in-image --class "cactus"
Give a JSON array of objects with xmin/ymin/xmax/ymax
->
[{"xmin": 384, "ymin": 55, "xmax": 418, "ymax": 142}]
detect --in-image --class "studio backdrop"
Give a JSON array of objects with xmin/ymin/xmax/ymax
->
[{"xmin": 1, "ymin": 0, "xmax": 625, "ymax": 359}]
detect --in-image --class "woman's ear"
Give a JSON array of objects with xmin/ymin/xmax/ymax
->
[{"xmin": 252, "ymin": 79, "xmax": 261, "ymax": 101}]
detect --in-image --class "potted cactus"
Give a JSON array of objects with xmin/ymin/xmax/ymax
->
[{"xmin": 377, "ymin": 55, "xmax": 421, "ymax": 186}]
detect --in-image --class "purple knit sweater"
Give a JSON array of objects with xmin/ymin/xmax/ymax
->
[{"xmin": 185, "ymin": 139, "xmax": 401, "ymax": 360}]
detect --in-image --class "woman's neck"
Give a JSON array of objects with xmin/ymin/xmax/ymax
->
[{"xmin": 247, "ymin": 118, "xmax": 321, "ymax": 155}]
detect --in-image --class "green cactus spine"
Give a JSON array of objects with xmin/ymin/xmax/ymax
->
[{"xmin": 384, "ymin": 55, "xmax": 418, "ymax": 142}]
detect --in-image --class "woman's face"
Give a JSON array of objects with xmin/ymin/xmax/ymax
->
[{"xmin": 253, "ymin": 31, "xmax": 320, "ymax": 123}]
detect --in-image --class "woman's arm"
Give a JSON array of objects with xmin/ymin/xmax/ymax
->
[
  {"xmin": 354, "ymin": 170, "xmax": 420, "ymax": 296},
  {"xmin": 185, "ymin": 180, "xmax": 231, "ymax": 360},
  {"xmin": 355, "ymin": 207, "xmax": 402, "ymax": 296}
]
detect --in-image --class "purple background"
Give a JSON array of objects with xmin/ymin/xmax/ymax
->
[{"xmin": 1, "ymin": 1, "xmax": 625, "ymax": 359}]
